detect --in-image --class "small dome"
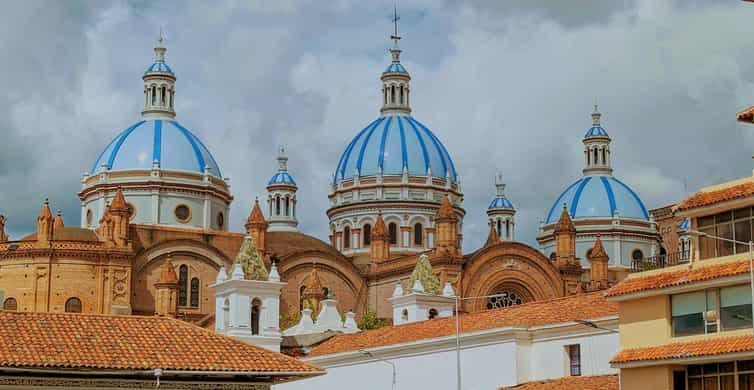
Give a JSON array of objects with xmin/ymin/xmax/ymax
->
[
  {"xmin": 545, "ymin": 175, "xmax": 649, "ymax": 223},
  {"xmin": 145, "ymin": 62, "xmax": 173, "ymax": 74},
  {"xmin": 268, "ymin": 172, "xmax": 296, "ymax": 185},
  {"xmin": 585, "ymin": 125, "xmax": 609, "ymax": 138},
  {"xmin": 334, "ymin": 115, "xmax": 457, "ymax": 183},
  {"xmin": 91, "ymin": 119, "xmax": 221, "ymax": 176},
  {"xmin": 384, "ymin": 63, "xmax": 408, "ymax": 73},
  {"xmin": 489, "ymin": 196, "xmax": 514, "ymax": 210}
]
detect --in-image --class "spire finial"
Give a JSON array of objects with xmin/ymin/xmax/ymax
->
[
  {"xmin": 389, "ymin": 3, "xmax": 402, "ymax": 63},
  {"xmin": 277, "ymin": 145, "xmax": 288, "ymax": 172},
  {"xmin": 495, "ymin": 173, "xmax": 505, "ymax": 197},
  {"xmin": 154, "ymin": 29, "xmax": 167, "ymax": 63},
  {"xmin": 591, "ymin": 100, "xmax": 601, "ymax": 127}
]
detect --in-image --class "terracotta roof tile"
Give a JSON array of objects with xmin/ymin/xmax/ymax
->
[
  {"xmin": 499, "ymin": 375, "xmax": 618, "ymax": 390},
  {"xmin": 611, "ymin": 335, "xmax": 753, "ymax": 364},
  {"xmin": 606, "ymin": 257, "xmax": 750, "ymax": 297},
  {"xmin": 308, "ymin": 292, "xmax": 617, "ymax": 357},
  {"xmin": 0, "ymin": 311, "xmax": 322, "ymax": 374},
  {"xmin": 676, "ymin": 181, "xmax": 754, "ymax": 211}
]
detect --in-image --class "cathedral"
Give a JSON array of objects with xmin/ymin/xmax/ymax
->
[{"xmin": 0, "ymin": 31, "xmax": 660, "ymax": 324}]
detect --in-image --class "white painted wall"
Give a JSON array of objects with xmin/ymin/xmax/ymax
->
[{"xmin": 276, "ymin": 325, "xmax": 618, "ymax": 390}]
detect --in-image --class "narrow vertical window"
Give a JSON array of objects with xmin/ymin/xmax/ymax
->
[
  {"xmin": 169, "ymin": 90, "xmax": 174, "ymax": 108},
  {"xmin": 151, "ymin": 86, "xmax": 156, "ymax": 105},
  {"xmin": 400, "ymin": 85, "xmax": 404, "ymax": 104},
  {"xmin": 567, "ymin": 344, "xmax": 581, "ymax": 376},
  {"xmin": 601, "ymin": 148, "xmax": 606, "ymax": 165},
  {"xmin": 275, "ymin": 196, "xmax": 281, "ymax": 216},
  {"xmin": 587, "ymin": 149, "xmax": 591, "ymax": 165},
  {"xmin": 388, "ymin": 223, "xmax": 398, "ymax": 245},
  {"xmin": 178, "ymin": 265, "xmax": 188, "ymax": 307},
  {"xmin": 497, "ymin": 220, "xmax": 502, "ymax": 238},
  {"xmin": 251, "ymin": 298, "xmax": 262, "ymax": 335},
  {"xmin": 505, "ymin": 220, "xmax": 510, "ymax": 239},
  {"xmin": 363, "ymin": 224, "xmax": 372, "ymax": 246},
  {"xmin": 344, "ymin": 226, "xmax": 351, "ymax": 248},
  {"xmin": 161, "ymin": 86, "xmax": 166, "ymax": 104},
  {"xmin": 285, "ymin": 197, "xmax": 290, "ymax": 216},
  {"xmin": 190, "ymin": 277, "xmax": 200, "ymax": 308},
  {"xmin": 414, "ymin": 223, "xmax": 423, "ymax": 245},
  {"xmin": 391, "ymin": 85, "xmax": 396, "ymax": 103}
]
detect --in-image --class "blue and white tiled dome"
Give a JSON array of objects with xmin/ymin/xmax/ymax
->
[
  {"xmin": 268, "ymin": 171, "xmax": 296, "ymax": 185},
  {"xmin": 545, "ymin": 176, "xmax": 649, "ymax": 223},
  {"xmin": 384, "ymin": 63, "xmax": 407, "ymax": 73},
  {"xmin": 91, "ymin": 119, "xmax": 221, "ymax": 177},
  {"xmin": 489, "ymin": 196, "xmax": 514, "ymax": 210},
  {"xmin": 145, "ymin": 62, "xmax": 173, "ymax": 74},
  {"xmin": 584, "ymin": 125, "xmax": 609, "ymax": 137},
  {"xmin": 334, "ymin": 115, "xmax": 457, "ymax": 183}
]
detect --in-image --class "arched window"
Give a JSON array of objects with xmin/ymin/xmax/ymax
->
[
  {"xmin": 401, "ymin": 308, "xmax": 408, "ymax": 321},
  {"xmin": 497, "ymin": 219, "xmax": 502, "ymax": 237},
  {"xmin": 151, "ymin": 86, "xmax": 156, "ymax": 105},
  {"xmin": 593, "ymin": 148, "xmax": 599, "ymax": 165},
  {"xmin": 284, "ymin": 197, "xmax": 290, "ymax": 216},
  {"xmin": 190, "ymin": 277, "xmax": 200, "ymax": 308},
  {"xmin": 275, "ymin": 196, "xmax": 281, "ymax": 216},
  {"xmin": 169, "ymin": 90, "xmax": 174, "ymax": 108},
  {"xmin": 414, "ymin": 223, "xmax": 423, "ymax": 246},
  {"xmin": 384, "ymin": 88, "xmax": 388, "ymax": 105},
  {"xmin": 65, "ymin": 297, "xmax": 82, "ymax": 313},
  {"xmin": 388, "ymin": 223, "xmax": 398, "ymax": 245},
  {"xmin": 632, "ymin": 249, "xmax": 644, "ymax": 261},
  {"xmin": 3, "ymin": 298, "xmax": 17, "ymax": 311},
  {"xmin": 161, "ymin": 86, "xmax": 166, "ymax": 104},
  {"xmin": 428, "ymin": 308, "xmax": 438, "ymax": 319},
  {"xmin": 343, "ymin": 226, "xmax": 351, "ymax": 249},
  {"xmin": 251, "ymin": 298, "xmax": 262, "ymax": 335},
  {"xmin": 363, "ymin": 224, "xmax": 372, "ymax": 246},
  {"xmin": 601, "ymin": 148, "xmax": 606, "ymax": 165},
  {"xmin": 400, "ymin": 85, "xmax": 404, "ymax": 104},
  {"xmin": 391, "ymin": 85, "xmax": 396, "ymax": 103},
  {"xmin": 505, "ymin": 220, "xmax": 510, "ymax": 239},
  {"xmin": 587, "ymin": 149, "xmax": 591, "ymax": 165},
  {"xmin": 178, "ymin": 265, "xmax": 188, "ymax": 307}
]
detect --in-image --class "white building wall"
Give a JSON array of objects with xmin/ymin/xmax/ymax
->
[{"xmin": 529, "ymin": 332, "xmax": 618, "ymax": 381}]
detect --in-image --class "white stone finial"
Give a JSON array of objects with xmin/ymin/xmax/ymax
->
[
  {"xmin": 231, "ymin": 260, "xmax": 245, "ymax": 280},
  {"xmin": 442, "ymin": 281, "xmax": 455, "ymax": 297},
  {"xmin": 592, "ymin": 100, "xmax": 601, "ymax": 126},
  {"xmin": 154, "ymin": 29, "xmax": 167, "ymax": 63},
  {"xmin": 277, "ymin": 145, "xmax": 288, "ymax": 172},
  {"xmin": 412, "ymin": 278, "xmax": 424, "ymax": 293},
  {"xmin": 343, "ymin": 311, "xmax": 360, "ymax": 333},
  {"xmin": 268, "ymin": 261, "xmax": 280, "ymax": 282},
  {"xmin": 216, "ymin": 265, "xmax": 228, "ymax": 283},
  {"xmin": 392, "ymin": 281, "xmax": 404, "ymax": 297},
  {"xmin": 495, "ymin": 173, "xmax": 505, "ymax": 197}
]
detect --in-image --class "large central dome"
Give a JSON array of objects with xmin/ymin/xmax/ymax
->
[{"xmin": 333, "ymin": 114, "xmax": 457, "ymax": 183}]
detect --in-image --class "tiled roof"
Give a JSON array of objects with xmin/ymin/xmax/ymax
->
[
  {"xmin": 606, "ymin": 257, "xmax": 749, "ymax": 298},
  {"xmin": 499, "ymin": 375, "xmax": 618, "ymax": 390},
  {"xmin": 676, "ymin": 181, "xmax": 754, "ymax": 211},
  {"xmin": 0, "ymin": 311, "xmax": 323, "ymax": 374},
  {"xmin": 611, "ymin": 335, "xmax": 753, "ymax": 365},
  {"xmin": 21, "ymin": 227, "xmax": 100, "ymax": 242},
  {"xmin": 308, "ymin": 292, "xmax": 617, "ymax": 357}
]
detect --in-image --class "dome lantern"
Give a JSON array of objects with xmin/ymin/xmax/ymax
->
[
  {"xmin": 582, "ymin": 104, "xmax": 612, "ymax": 176},
  {"xmin": 380, "ymin": 8, "xmax": 411, "ymax": 116},
  {"xmin": 142, "ymin": 32, "xmax": 176, "ymax": 120},
  {"xmin": 267, "ymin": 145, "xmax": 299, "ymax": 232},
  {"xmin": 487, "ymin": 173, "xmax": 516, "ymax": 241}
]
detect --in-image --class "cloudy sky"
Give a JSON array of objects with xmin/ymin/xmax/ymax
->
[{"xmin": 2, "ymin": 0, "xmax": 754, "ymax": 250}]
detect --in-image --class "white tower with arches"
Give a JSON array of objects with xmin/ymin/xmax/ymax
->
[
  {"xmin": 141, "ymin": 33, "xmax": 176, "ymax": 120},
  {"xmin": 212, "ymin": 262, "xmax": 285, "ymax": 352},
  {"xmin": 266, "ymin": 146, "xmax": 299, "ymax": 232},
  {"xmin": 487, "ymin": 174, "xmax": 516, "ymax": 241}
]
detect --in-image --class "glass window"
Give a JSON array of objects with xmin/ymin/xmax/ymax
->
[
  {"xmin": 251, "ymin": 298, "xmax": 261, "ymax": 335},
  {"xmin": 717, "ymin": 211, "xmax": 733, "ymax": 224},
  {"xmin": 672, "ymin": 291, "xmax": 706, "ymax": 336},
  {"xmin": 388, "ymin": 223, "xmax": 398, "ymax": 245},
  {"xmin": 178, "ymin": 265, "xmax": 188, "ymax": 307},
  {"xmin": 567, "ymin": 344, "xmax": 581, "ymax": 376},
  {"xmin": 190, "ymin": 277, "xmax": 200, "ymax": 308},
  {"xmin": 699, "ymin": 226, "xmax": 717, "ymax": 260},
  {"xmin": 363, "ymin": 224, "xmax": 371, "ymax": 246},
  {"xmin": 3, "ymin": 298, "xmax": 17, "ymax": 311},
  {"xmin": 698, "ymin": 215, "xmax": 715, "ymax": 227},
  {"xmin": 735, "ymin": 207, "xmax": 751, "ymax": 220},
  {"xmin": 736, "ymin": 219, "xmax": 752, "ymax": 254},
  {"xmin": 65, "ymin": 297, "xmax": 82, "ymax": 313},
  {"xmin": 343, "ymin": 226, "xmax": 351, "ymax": 249},
  {"xmin": 717, "ymin": 222, "xmax": 734, "ymax": 257},
  {"xmin": 414, "ymin": 223, "xmax": 423, "ymax": 246},
  {"xmin": 721, "ymin": 284, "xmax": 752, "ymax": 330},
  {"xmin": 174, "ymin": 205, "xmax": 190, "ymax": 223}
]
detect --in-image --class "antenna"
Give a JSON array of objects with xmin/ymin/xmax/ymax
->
[{"xmin": 391, "ymin": 2, "xmax": 401, "ymax": 46}]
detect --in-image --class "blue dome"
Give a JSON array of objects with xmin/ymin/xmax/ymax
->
[
  {"xmin": 91, "ymin": 119, "xmax": 221, "ymax": 177},
  {"xmin": 585, "ymin": 126, "xmax": 609, "ymax": 137},
  {"xmin": 545, "ymin": 175, "xmax": 649, "ymax": 223},
  {"xmin": 334, "ymin": 115, "xmax": 457, "ymax": 183},
  {"xmin": 384, "ymin": 63, "xmax": 408, "ymax": 73},
  {"xmin": 269, "ymin": 172, "xmax": 296, "ymax": 185},
  {"xmin": 489, "ymin": 196, "xmax": 515, "ymax": 210},
  {"xmin": 145, "ymin": 62, "xmax": 173, "ymax": 74}
]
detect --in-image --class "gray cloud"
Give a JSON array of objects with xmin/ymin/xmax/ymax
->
[{"xmin": 1, "ymin": 0, "xmax": 754, "ymax": 253}]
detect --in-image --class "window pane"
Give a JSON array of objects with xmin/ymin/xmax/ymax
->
[
  {"xmin": 688, "ymin": 378, "xmax": 702, "ymax": 390},
  {"xmin": 698, "ymin": 216, "xmax": 715, "ymax": 227},
  {"xmin": 688, "ymin": 365, "xmax": 702, "ymax": 376},
  {"xmin": 736, "ymin": 207, "xmax": 751, "ymax": 220},
  {"xmin": 717, "ymin": 223, "xmax": 734, "ymax": 257},
  {"xmin": 721, "ymin": 304, "xmax": 752, "ymax": 330},
  {"xmin": 720, "ymin": 362, "xmax": 735, "ymax": 373},
  {"xmin": 700, "ymin": 227, "xmax": 717, "ymax": 259},
  {"xmin": 740, "ymin": 373, "xmax": 754, "ymax": 390},
  {"xmin": 703, "ymin": 376, "xmax": 717, "ymax": 389},
  {"xmin": 735, "ymin": 220, "xmax": 752, "ymax": 254},
  {"xmin": 672, "ymin": 313, "xmax": 705, "ymax": 336},
  {"xmin": 717, "ymin": 211, "xmax": 733, "ymax": 223},
  {"xmin": 672, "ymin": 291, "xmax": 706, "ymax": 316},
  {"xmin": 739, "ymin": 360, "xmax": 754, "ymax": 372},
  {"xmin": 721, "ymin": 375, "xmax": 735, "ymax": 390}
]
